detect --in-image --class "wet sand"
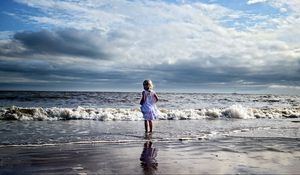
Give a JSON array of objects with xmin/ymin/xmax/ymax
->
[{"xmin": 1, "ymin": 135, "xmax": 299, "ymax": 174}]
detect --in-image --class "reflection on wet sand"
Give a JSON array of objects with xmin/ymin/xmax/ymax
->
[{"xmin": 140, "ymin": 134, "xmax": 158, "ymax": 175}]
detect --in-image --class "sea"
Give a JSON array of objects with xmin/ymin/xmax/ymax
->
[
  {"xmin": 0, "ymin": 91, "xmax": 299, "ymax": 144},
  {"xmin": 0, "ymin": 91, "xmax": 300, "ymax": 174}
]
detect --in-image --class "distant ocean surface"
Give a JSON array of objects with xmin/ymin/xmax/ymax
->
[{"xmin": 0, "ymin": 91, "xmax": 299, "ymax": 121}]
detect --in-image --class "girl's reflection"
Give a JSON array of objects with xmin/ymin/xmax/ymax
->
[{"xmin": 140, "ymin": 136, "xmax": 158, "ymax": 174}]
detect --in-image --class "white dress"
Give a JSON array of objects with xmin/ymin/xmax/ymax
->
[{"xmin": 140, "ymin": 90, "xmax": 160, "ymax": 120}]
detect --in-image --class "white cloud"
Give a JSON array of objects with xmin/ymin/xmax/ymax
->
[
  {"xmin": 269, "ymin": 85, "xmax": 300, "ymax": 90},
  {"xmin": 1, "ymin": 0, "xmax": 299, "ymax": 92},
  {"xmin": 9, "ymin": 1, "xmax": 300, "ymax": 65},
  {"xmin": 0, "ymin": 31, "xmax": 15, "ymax": 39},
  {"xmin": 247, "ymin": 0, "xmax": 267, "ymax": 5}
]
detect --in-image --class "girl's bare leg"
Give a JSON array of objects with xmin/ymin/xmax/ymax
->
[
  {"xmin": 144, "ymin": 120, "xmax": 148, "ymax": 132},
  {"xmin": 149, "ymin": 120, "xmax": 153, "ymax": 133}
]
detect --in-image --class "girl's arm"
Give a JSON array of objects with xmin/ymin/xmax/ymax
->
[
  {"xmin": 153, "ymin": 93, "xmax": 158, "ymax": 103},
  {"xmin": 140, "ymin": 91, "xmax": 145, "ymax": 105}
]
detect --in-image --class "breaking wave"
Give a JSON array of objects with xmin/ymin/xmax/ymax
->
[{"xmin": 0, "ymin": 105, "xmax": 299, "ymax": 121}]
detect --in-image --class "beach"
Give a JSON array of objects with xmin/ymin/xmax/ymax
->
[
  {"xmin": 1, "ymin": 138, "xmax": 299, "ymax": 174},
  {"xmin": 0, "ymin": 120, "xmax": 300, "ymax": 174}
]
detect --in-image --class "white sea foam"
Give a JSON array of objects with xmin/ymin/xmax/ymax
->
[
  {"xmin": 221, "ymin": 104, "xmax": 254, "ymax": 119},
  {"xmin": 0, "ymin": 105, "xmax": 299, "ymax": 121}
]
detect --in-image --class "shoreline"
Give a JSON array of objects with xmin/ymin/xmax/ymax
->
[
  {"xmin": 1, "ymin": 136, "xmax": 299, "ymax": 174},
  {"xmin": 0, "ymin": 118, "xmax": 299, "ymax": 174}
]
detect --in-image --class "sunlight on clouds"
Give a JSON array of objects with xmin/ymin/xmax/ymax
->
[
  {"xmin": 0, "ymin": 0, "xmax": 298, "ymax": 93},
  {"xmin": 9, "ymin": 0, "xmax": 300, "ymax": 66},
  {"xmin": 15, "ymin": 0, "xmax": 127, "ymax": 31},
  {"xmin": 247, "ymin": 0, "xmax": 267, "ymax": 5}
]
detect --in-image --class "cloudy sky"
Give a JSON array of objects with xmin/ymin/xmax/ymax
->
[{"xmin": 0, "ymin": 0, "xmax": 299, "ymax": 94}]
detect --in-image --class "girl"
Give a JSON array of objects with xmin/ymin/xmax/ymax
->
[{"xmin": 140, "ymin": 80, "xmax": 159, "ymax": 133}]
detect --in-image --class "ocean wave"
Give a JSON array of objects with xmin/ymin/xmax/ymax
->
[{"xmin": 0, "ymin": 105, "xmax": 299, "ymax": 121}]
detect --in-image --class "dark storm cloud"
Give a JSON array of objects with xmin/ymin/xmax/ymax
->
[
  {"xmin": 150, "ymin": 59, "xmax": 300, "ymax": 86},
  {"xmin": 0, "ymin": 56, "xmax": 299, "ymax": 92},
  {"xmin": 0, "ymin": 59, "xmax": 129, "ymax": 83},
  {"xmin": 0, "ymin": 29, "xmax": 112, "ymax": 59},
  {"xmin": 0, "ymin": 29, "xmax": 299, "ymax": 92}
]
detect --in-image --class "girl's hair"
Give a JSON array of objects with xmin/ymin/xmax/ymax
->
[{"xmin": 143, "ymin": 80, "xmax": 153, "ymax": 92}]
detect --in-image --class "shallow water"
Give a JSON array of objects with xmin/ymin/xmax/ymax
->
[
  {"xmin": 1, "ymin": 136, "xmax": 299, "ymax": 174},
  {"xmin": 0, "ymin": 119, "xmax": 299, "ymax": 147},
  {"xmin": 0, "ymin": 119, "xmax": 299, "ymax": 174}
]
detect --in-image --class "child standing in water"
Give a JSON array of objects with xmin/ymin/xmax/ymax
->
[{"xmin": 140, "ymin": 80, "xmax": 159, "ymax": 133}]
